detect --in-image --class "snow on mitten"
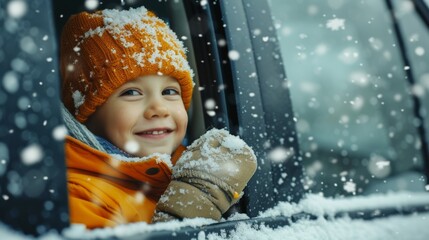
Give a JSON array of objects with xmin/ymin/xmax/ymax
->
[{"xmin": 152, "ymin": 128, "xmax": 257, "ymax": 222}]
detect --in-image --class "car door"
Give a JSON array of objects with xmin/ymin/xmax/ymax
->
[{"xmin": 0, "ymin": 0, "xmax": 69, "ymax": 236}]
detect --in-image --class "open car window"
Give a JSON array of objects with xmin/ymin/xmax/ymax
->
[{"xmin": 52, "ymin": 0, "xmax": 207, "ymax": 145}]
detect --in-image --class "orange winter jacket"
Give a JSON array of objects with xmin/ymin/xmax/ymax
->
[{"xmin": 65, "ymin": 136, "xmax": 185, "ymax": 229}]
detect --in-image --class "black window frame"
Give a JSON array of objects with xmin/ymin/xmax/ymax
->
[
  {"xmin": 400, "ymin": 0, "xmax": 429, "ymax": 179},
  {"xmin": 0, "ymin": 0, "xmax": 69, "ymax": 236},
  {"xmin": 183, "ymin": 0, "xmax": 305, "ymax": 216}
]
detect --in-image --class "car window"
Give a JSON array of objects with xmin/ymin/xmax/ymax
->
[
  {"xmin": 268, "ymin": 0, "xmax": 427, "ymax": 197},
  {"xmin": 394, "ymin": 0, "xmax": 429, "ymax": 149},
  {"xmin": 1, "ymin": 0, "xmax": 211, "ymax": 235},
  {"xmin": 52, "ymin": 0, "xmax": 206, "ymax": 145}
]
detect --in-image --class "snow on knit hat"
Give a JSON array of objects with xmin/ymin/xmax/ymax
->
[{"xmin": 60, "ymin": 7, "xmax": 194, "ymax": 123}]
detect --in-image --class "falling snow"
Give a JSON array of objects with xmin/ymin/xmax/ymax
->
[
  {"xmin": 343, "ymin": 181, "xmax": 356, "ymax": 193},
  {"xmin": 84, "ymin": 0, "xmax": 99, "ymax": 10},
  {"xmin": 2, "ymin": 71, "xmax": 19, "ymax": 94},
  {"xmin": 204, "ymin": 99, "xmax": 216, "ymax": 110},
  {"xmin": 267, "ymin": 146, "xmax": 294, "ymax": 163},
  {"xmin": 52, "ymin": 125, "xmax": 68, "ymax": 141},
  {"xmin": 7, "ymin": 0, "xmax": 28, "ymax": 19},
  {"xmin": 200, "ymin": 0, "xmax": 208, "ymax": 7},
  {"xmin": 20, "ymin": 144, "xmax": 43, "ymax": 166},
  {"xmin": 326, "ymin": 18, "xmax": 345, "ymax": 31},
  {"xmin": 415, "ymin": 47, "xmax": 425, "ymax": 56},
  {"xmin": 124, "ymin": 140, "xmax": 139, "ymax": 154},
  {"xmin": 228, "ymin": 50, "xmax": 240, "ymax": 61}
]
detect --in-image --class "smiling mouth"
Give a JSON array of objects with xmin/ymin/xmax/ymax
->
[
  {"xmin": 136, "ymin": 128, "xmax": 173, "ymax": 136},
  {"xmin": 141, "ymin": 130, "xmax": 172, "ymax": 135}
]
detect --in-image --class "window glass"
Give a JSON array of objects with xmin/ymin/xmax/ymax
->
[
  {"xmin": 268, "ymin": 0, "xmax": 427, "ymax": 197},
  {"xmin": 393, "ymin": 0, "xmax": 429, "ymax": 149}
]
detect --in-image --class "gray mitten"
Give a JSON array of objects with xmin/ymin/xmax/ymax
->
[{"xmin": 152, "ymin": 128, "xmax": 257, "ymax": 222}]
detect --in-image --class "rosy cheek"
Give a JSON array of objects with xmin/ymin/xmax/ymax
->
[
  {"xmin": 175, "ymin": 108, "xmax": 185, "ymax": 116},
  {"xmin": 175, "ymin": 109, "xmax": 188, "ymax": 128}
]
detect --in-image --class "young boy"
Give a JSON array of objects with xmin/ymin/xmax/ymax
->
[{"xmin": 60, "ymin": 6, "xmax": 257, "ymax": 229}]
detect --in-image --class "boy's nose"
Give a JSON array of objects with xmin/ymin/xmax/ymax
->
[{"xmin": 144, "ymin": 99, "xmax": 169, "ymax": 119}]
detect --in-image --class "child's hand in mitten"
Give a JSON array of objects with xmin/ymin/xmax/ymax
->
[{"xmin": 152, "ymin": 128, "xmax": 257, "ymax": 222}]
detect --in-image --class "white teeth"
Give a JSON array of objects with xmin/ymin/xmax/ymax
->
[
  {"xmin": 148, "ymin": 130, "xmax": 165, "ymax": 135},
  {"xmin": 141, "ymin": 130, "xmax": 170, "ymax": 135}
]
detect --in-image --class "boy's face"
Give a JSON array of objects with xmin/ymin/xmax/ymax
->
[{"xmin": 85, "ymin": 75, "xmax": 188, "ymax": 157}]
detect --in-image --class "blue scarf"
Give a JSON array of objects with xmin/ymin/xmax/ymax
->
[
  {"xmin": 61, "ymin": 103, "xmax": 133, "ymax": 158},
  {"xmin": 95, "ymin": 136, "xmax": 134, "ymax": 157}
]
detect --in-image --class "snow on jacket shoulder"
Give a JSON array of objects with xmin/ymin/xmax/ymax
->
[{"xmin": 65, "ymin": 136, "xmax": 185, "ymax": 229}]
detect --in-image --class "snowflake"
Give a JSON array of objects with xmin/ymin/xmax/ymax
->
[
  {"xmin": 72, "ymin": 90, "xmax": 85, "ymax": 109},
  {"xmin": 375, "ymin": 160, "xmax": 390, "ymax": 169},
  {"xmin": 326, "ymin": 18, "xmax": 345, "ymax": 31},
  {"xmin": 268, "ymin": 147, "xmax": 294, "ymax": 163},
  {"xmin": 343, "ymin": 181, "xmax": 356, "ymax": 193},
  {"xmin": 124, "ymin": 140, "xmax": 139, "ymax": 154},
  {"xmin": 52, "ymin": 125, "xmax": 68, "ymax": 140},
  {"xmin": 228, "ymin": 50, "xmax": 240, "ymax": 60},
  {"xmin": 21, "ymin": 144, "xmax": 44, "ymax": 165}
]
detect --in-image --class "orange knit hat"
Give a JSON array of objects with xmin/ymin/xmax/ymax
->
[{"xmin": 60, "ymin": 7, "xmax": 194, "ymax": 123}]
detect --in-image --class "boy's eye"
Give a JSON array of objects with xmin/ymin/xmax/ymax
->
[
  {"xmin": 121, "ymin": 89, "xmax": 142, "ymax": 96},
  {"xmin": 162, "ymin": 88, "xmax": 180, "ymax": 96}
]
